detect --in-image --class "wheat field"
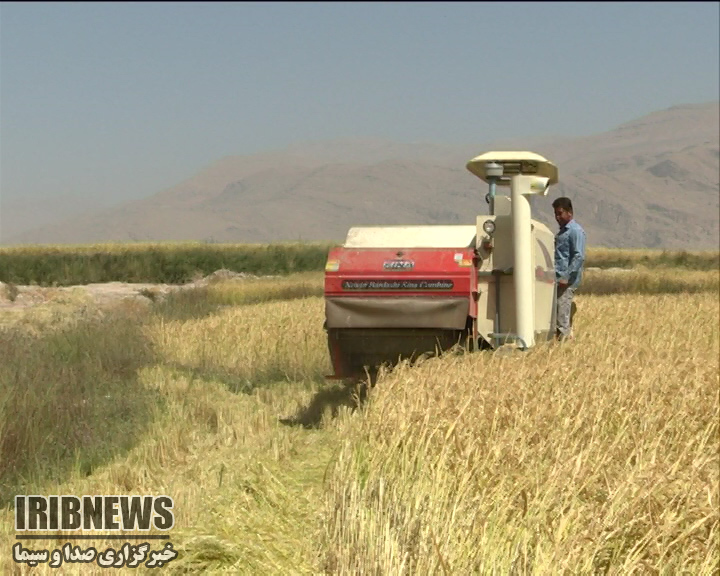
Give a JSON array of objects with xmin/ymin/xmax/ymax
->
[
  {"xmin": 0, "ymin": 268, "xmax": 718, "ymax": 574},
  {"xmin": 323, "ymin": 291, "xmax": 719, "ymax": 574}
]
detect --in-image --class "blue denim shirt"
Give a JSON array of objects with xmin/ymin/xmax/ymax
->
[{"xmin": 555, "ymin": 219, "xmax": 586, "ymax": 289}]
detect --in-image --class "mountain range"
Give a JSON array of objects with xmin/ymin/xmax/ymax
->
[{"xmin": 4, "ymin": 101, "xmax": 718, "ymax": 249}]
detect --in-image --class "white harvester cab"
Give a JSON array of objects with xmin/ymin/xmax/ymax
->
[{"xmin": 466, "ymin": 151, "xmax": 559, "ymax": 349}]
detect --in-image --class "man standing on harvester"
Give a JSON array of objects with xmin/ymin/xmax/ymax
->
[{"xmin": 552, "ymin": 197, "xmax": 586, "ymax": 340}]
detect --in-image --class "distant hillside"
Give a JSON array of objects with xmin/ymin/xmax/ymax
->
[{"xmin": 5, "ymin": 102, "xmax": 719, "ymax": 249}]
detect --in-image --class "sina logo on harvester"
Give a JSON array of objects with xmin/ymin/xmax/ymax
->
[
  {"xmin": 13, "ymin": 495, "xmax": 177, "ymax": 569},
  {"xmin": 383, "ymin": 259, "xmax": 414, "ymax": 270}
]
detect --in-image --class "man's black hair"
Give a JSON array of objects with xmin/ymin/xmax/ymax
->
[{"xmin": 552, "ymin": 197, "xmax": 573, "ymax": 212}]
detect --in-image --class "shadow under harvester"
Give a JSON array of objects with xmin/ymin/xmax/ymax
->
[{"xmin": 279, "ymin": 381, "xmax": 371, "ymax": 429}]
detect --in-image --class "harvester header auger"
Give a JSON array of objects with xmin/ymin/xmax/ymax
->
[{"xmin": 324, "ymin": 151, "xmax": 559, "ymax": 381}]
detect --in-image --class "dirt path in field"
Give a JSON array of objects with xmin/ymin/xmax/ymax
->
[{"xmin": 0, "ymin": 269, "xmax": 259, "ymax": 311}]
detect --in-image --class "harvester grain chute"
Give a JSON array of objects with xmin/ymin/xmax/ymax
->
[{"xmin": 323, "ymin": 151, "xmax": 559, "ymax": 380}]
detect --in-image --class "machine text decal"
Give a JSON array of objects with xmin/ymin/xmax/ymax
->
[
  {"xmin": 342, "ymin": 279, "xmax": 454, "ymax": 291},
  {"xmin": 383, "ymin": 260, "xmax": 414, "ymax": 270}
]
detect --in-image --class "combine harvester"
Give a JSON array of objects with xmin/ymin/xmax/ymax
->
[{"xmin": 324, "ymin": 152, "xmax": 559, "ymax": 380}]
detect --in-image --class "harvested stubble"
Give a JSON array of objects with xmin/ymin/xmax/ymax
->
[{"xmin": 0, "ymin": 293, "xmax": 338, "ymax": 574}]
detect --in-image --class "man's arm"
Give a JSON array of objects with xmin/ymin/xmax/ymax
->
[{"xmin": 567, "ymin": 227, "xmax": 586, "ymax": 275}]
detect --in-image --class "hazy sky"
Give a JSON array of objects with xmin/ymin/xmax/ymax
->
[{"xmin": 1, "ymin": 1, "xmax": 718, "ymax": 208}]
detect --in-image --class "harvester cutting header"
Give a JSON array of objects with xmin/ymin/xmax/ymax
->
[{"xmin": 324, "ymin": 151, "xmax": 559, "ymax": 379}]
